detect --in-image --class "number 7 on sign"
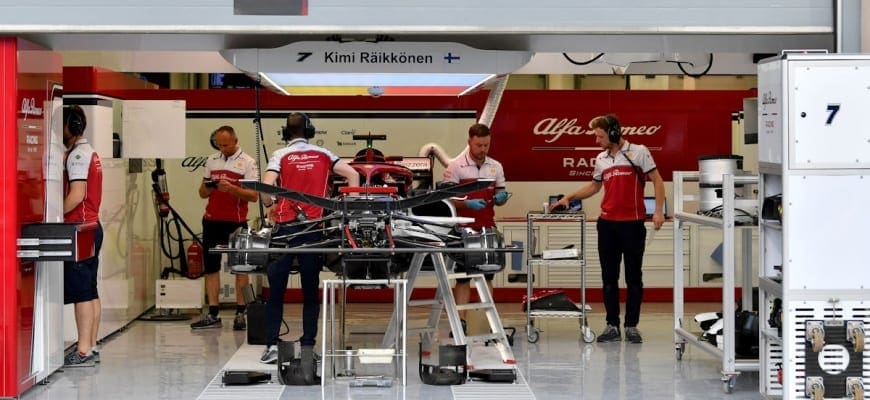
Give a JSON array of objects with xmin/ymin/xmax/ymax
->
[{"xmin": 825, "ymin": 104, "xmax": 840, "ymax": 125}]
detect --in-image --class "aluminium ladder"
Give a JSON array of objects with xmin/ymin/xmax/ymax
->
[{"xmin": 383, "ymin": 252, "xmax": 516, "ymax": 367}]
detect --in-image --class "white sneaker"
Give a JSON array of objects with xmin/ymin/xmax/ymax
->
[{"xmin": 260, "ymin": 345, "xmax": 278, "ymax": 364}]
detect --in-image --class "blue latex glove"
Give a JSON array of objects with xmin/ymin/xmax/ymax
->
[
  {"xmin": 493, "ymin": 191, "xmax": 509, "ymax": 204},
  {"xmin": 465, "ymin": 199, "xmax": 487, "ymax": 210}
]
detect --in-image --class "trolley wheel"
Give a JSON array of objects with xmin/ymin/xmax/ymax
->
[
  {"xmin": 582, "ymin": 326, "xmax": 596, "ymax": 343},
  {"xmin": 722, "ymin": 376, "xmax": 736, "ymax": 394},
  {"xmin": 528, "ymin": 328, "xmax": 540, "ymax": 343},
  {"xmin": 675, "ymin": 343, "xmax": 685, "ymax": 361}
]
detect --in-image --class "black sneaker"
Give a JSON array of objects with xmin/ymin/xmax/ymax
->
[
  {"xmin": 625, "ymin": 327, "xmax": 643, "ymax": 344},
  {"xmin": 233, "ymin": 313, "xmax": 246, "ymax": 331},
  {"xmin": 190, "ymin": 314, "xmax": 222, "ymax": 330},
  {"xmin": 90, "ymin": 347, "xmax": 100, "ymax": 363},
  {"xmin": 64, "ymin": 351, "xmax": 95, "ymax": 368},
  {"xmin": 596, "ymin": 324, "xmax": 621, "ymax": 342}
]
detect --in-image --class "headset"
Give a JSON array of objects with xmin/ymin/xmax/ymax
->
[
  {"xmin": 209, "ymin": 128, "xmax": 220, "ymax": 150},
  {"xmin": 282, "ymin": 112, "xmax": 316, "ymax": 141},
  {"xmin": 604, "ymin": 114, "xmax": 621, "ymax": 144},
  {"xmin": 64, "ymin": 105, "xmax": 86, "ymax": 136}
]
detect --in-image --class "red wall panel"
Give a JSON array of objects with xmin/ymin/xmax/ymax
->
[
  {"xmin": 83, "ymin": 87, "xmax": 753, "ymax": 182},
  {"xmin": 0, "ymin": 36, "xmax": 20, "ymax": 399},
  {"xmin": 487, "ymin": 90, "xmax": 754, "ymax": 181}
]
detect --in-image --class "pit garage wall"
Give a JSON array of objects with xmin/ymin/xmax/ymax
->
[
  {"xmin": 111, "ymin": 88, "xmax": 752, "ymax": 219},
  {"xmin": 0, "ymin": 38, "xmax": 64, "ymax": 399},
  {"xmin": 96, "ymin": 88, "xmax": 753, "ymax": 302}
]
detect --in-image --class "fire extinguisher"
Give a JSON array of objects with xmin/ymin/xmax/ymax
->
[
  {"xmin": 186, "ymin": 240, "xmax": 204, "ymax": 279},
  {"xmin": 152, "ymin": 160, "xmax": 170, "ymax": 218}
]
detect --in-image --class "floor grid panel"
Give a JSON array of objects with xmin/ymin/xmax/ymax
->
[{"xmin": 196, "ymin": 371, "xmax": 285, "ymax": 400}]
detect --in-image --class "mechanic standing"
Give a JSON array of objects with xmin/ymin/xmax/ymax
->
[
  {"xmin": 62, "ymin": 105, "xmax": 103, "ymax": 367},
  {"xmin": 442, "ymin": 123, "xmax": 509, "ymax": 334},
  {"xmin": 549, "ymin": 114, "xmax": 665, "ymax": 344},
  {"xmin": 191, "ymin": 125, "xmax": 260, "ymax": 331},
  {"xmin": 257, "ymin": 112, "xmax": 359, "ymax": 385}
]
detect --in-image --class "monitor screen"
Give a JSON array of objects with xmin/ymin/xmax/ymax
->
[
  {"xmin": 568, "ymin": 199, "xmax": 582, "ymax": 212},
  {"xmin": 643, "ymin": 197, "xmax": 667, "ymax": 218},
  {"xmin": 547, "ymin": 195, "xmax": 582, "ymax": 213}
]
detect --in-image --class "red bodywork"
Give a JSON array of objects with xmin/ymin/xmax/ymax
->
[{"xmin": 348, "ymin": 148, "xmax": 414, "ymax": 195}]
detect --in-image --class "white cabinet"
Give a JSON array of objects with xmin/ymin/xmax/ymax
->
[{"xmin": 757, "ymin": 54, "xmax": 870, "ymax": 400}]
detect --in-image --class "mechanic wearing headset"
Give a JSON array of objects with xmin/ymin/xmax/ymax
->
[
  {"xmin": 62, "ymin": 105, "xmax": 103, "ymax": 367},
  {"xmin": 550, "ymin": 114, "xmax": 665, "ymax": 344},
  {"xmin": 191, "ymin": 125, "xmax": 259, "ymax": 331},
  {"xmin": 257, "ymin": 113, "xmax": 359, "ymax": 384}
]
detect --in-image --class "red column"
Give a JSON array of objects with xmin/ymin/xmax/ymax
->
[{"xmin": 0, "ymin": 36, "xmax": 20, "ymax": 398}]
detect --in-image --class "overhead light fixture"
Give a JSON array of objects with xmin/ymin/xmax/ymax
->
[
  {"xmin": 222, "ymin": 42, "xmax": 531, "ymax": 96},
  {"xmin": 263, "ymin": 72, "xmax": 496, "ymax": 96}
]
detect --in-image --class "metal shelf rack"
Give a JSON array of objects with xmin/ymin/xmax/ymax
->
[
  {"xmin": 525, "ymin": 212, "xmax": 594, "ymax": 344},
  {"xmin": 672, "ymin": 171, "xmax": 760, "ymax": 394}
]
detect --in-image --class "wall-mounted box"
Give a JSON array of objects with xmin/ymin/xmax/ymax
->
[{"xmin": 121, "ymin": 100, "xmax": 186, "ymax": 159}]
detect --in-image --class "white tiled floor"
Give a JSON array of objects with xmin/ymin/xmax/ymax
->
[{"xmin": 21, "ymin": 302, "xmax": 763, "ymax": 400}]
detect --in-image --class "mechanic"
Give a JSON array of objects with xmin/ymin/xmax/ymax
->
[
  {"xmin": 257, "ymin": 112, "xmax": 359, "ymax": 386},
  {"xmin": 442, "ymin": 123, "xmax": 509, "ymax": 334},
  {"xmin": 549, "ymin": 114, "xmax": 665, "ymax": 344}
]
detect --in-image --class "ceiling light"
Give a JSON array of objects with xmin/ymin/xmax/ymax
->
[{"xmin": 262, "ymin": 72, "xmax": 495, "ymax": 96}]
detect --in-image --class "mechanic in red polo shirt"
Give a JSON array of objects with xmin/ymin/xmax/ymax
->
[
  {"xmin": 62, "ymin": 105, "xmax": 103, "ymax": 367},
  {"xmin": 443, "ymin": 123, "xmax": 509, "ymax": 334},
  {"xmin": 190, "ymin": 125, "xmax": 260, "ymax": 331},
  {"xmin": 257, "ymin": 113, "xmax": 359, "ymax": 385},
  {"xmin": 550, "ymin": 114, "xmax": 665, "ymax": 344}
]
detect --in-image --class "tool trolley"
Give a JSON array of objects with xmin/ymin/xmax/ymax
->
[{"xmin": 524, "ymin": 212, "xmax": 594, "ymax": 343}]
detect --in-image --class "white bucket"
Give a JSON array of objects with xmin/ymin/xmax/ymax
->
[{"xmin": 698, "ymin": 155, "xmax": 744, "ymax": 212}]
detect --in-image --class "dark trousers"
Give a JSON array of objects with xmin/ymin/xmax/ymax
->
[
  {"xmin": 596, "ymin": 218, "xmax": 646, "ymax": 328},
  {"xmin": 202, "ymin": 219, "xmax": 248, "ymax": 274},
  {"xmin": 266, "ymin": 227, "xmax": 322, "ymax": 347},
  {"xmin": 64, "ymin": 223, "xmax": 103, "ymax": 304}
]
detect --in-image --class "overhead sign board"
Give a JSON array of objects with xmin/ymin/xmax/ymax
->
[{"xmin": 222, "ymin": 41, "xmax": 533, "ymax": 74}]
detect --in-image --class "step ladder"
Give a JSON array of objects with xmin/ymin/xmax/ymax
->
[{"xmin": 383, "ymin": 252, "xmax": 516, "ymax": 366}]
